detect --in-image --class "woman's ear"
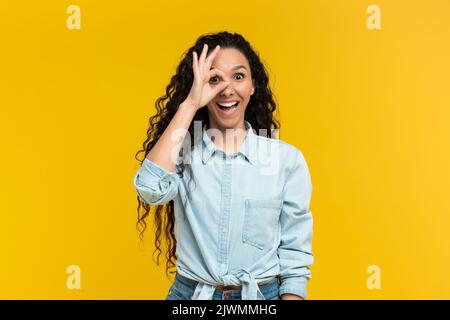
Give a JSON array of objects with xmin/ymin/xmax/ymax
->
[{"xmin": 251, "ymin": 87, "xmax": 255, "ymax": 95}]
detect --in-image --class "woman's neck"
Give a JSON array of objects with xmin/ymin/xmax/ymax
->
[{"xmin": 207, "ymin": 121, "xmax": 248, "ymax": 156}]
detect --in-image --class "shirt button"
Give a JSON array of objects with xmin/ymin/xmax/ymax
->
[{"xmin": 222, "ymin": 227, "xmax": 228, "ymax": 233}]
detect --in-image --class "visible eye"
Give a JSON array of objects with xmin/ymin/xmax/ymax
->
[
  {"xmin": 234, "ymin": 73, "xmax": 245, "ymax": 80},
  {"xmin": 209, "ymin": 75, "xmax": 220, "ymax": 84}
]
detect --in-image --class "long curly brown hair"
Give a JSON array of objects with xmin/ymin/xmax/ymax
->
[{"xmin": 134, "ymin": 31, "xmax": 280, "ymax": 279}]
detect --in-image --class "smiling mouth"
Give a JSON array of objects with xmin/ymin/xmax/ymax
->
[{"xmin": 216, "ymin": 101, "xmax": 239, "ymax": 110}]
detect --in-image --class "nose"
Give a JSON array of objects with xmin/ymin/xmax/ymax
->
[{"xmin": 219, "ymin": 81, "xmax": 235, "ymax": 97}]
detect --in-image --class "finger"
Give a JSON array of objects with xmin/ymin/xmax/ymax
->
[
  {"xmin": 206, "ymin": 69, "xmax": 230, "ymax": 87},
  {"xmin": 206, "ymin": 68, "xmax": 227, "ymax": 81},
  {"xmin": 199, "ymin": 43, "xmax": 208, "ymax": 71},
  {"xmin": 192, "ymin": 51, "xmax": 199, "ymax": 78},
  {"xmin": 204, "ymin": 45, "xmax": 220, "ymax": 72},
  {"xmin": 212, "ymin": 79, "xmax": 231, "ymax": 94},
  {"xmin": 204, "ymin": 69, "xmax": 218, "ymax": 83}
]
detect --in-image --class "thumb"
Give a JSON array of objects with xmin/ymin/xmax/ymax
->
[{"xmin": 213, "ymin": 80, "xmax": 230, "ymax": 95}]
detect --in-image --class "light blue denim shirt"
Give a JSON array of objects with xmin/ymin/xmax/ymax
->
[{"xmin": 133, "ymin": 120, "xmax": 314, "ymax": 300}]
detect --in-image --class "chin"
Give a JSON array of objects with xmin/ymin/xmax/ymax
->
[{"xmin": 214, "ymin": 117, "xmax": 240, "ymax": 129}]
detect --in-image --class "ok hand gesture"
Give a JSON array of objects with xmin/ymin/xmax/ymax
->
[{"xmin": 185, "ymin": 44, "xmax": 230, "ymax": 111}]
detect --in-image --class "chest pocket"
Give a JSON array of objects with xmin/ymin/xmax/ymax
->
[{"xmin": 242, "ymin": 198, "xmax": 283, "ymax": 250}]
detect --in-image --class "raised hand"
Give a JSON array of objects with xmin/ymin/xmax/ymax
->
[{"xmin": 184, "ymin": 44, "xmax": 230, "ymax": 110}]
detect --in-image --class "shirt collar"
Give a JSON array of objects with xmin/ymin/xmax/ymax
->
[{"xmin": 201, "ymin": 120, "xmax": 257, "ymax": 165}]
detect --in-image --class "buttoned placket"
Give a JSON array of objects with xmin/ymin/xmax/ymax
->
[
  {"xmin": 218, "ymin": 151, "xmax": 232, "ymax": 279},
  {"xmin": 191, "ymin": 122, "xmax": 270, "ymax": 300}
]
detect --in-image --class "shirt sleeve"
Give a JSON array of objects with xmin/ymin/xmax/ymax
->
[
  {"xmin": 278, "ymin": 149, "xmax": 314, "ymax": 299},
  {"xmin": 132, "ymin": 158, "xmax": 181, "ymax": 205}
]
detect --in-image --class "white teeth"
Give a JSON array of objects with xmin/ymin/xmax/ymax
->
[{"xmin": 217, "ymin": 101, "xmax": 238, "ymax": 107}]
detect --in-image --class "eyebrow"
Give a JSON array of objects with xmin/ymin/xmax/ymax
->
[
  {"xmin": 211, "ymin": 65, "xmax": 248, "ymax": 71},
  {"xmin": 231, "ymin": 65, "xmax": 247, "ymax": 71}
]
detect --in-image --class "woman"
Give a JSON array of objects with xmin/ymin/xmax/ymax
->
[{"xmin": 133, "ymin": 31, "xmax": 313, "ymax": 300}]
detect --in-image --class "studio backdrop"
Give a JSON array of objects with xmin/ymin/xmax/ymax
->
[{"xmin": 1, "ymin": 0, "xmax": 449, "ymax": 299}]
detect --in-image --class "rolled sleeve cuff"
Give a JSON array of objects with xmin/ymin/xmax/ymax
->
[
  {"xmin": 279, "ymin": 276, "xmax": 309, "ymax": 300},
  {"xmin": 133, "ymin": 158, "xmax": 180, "ymax": 204},
  {"xmin": 142, "ymin": 158, "xmax": 175, "ymax": 176}
]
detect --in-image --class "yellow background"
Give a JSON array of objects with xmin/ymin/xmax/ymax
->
[{"xmin": 1, "ymin": 0, "xmax": 449, "ymax": 299}]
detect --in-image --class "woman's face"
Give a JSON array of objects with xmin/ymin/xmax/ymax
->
[{"xmin": 206, "ymin": 48, "xmax": 255, "ymax": 130}]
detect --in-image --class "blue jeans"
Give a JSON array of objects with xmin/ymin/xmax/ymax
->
[{"xmin": 165, "ymin": 273, "xmax": 281, "ymax": 300}]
